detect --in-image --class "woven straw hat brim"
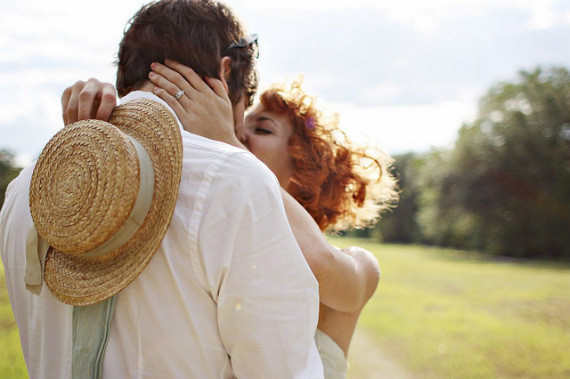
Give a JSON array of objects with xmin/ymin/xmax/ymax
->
[{"xmin": 42, "ymin": 99, "xmax": 182, "ymax": 306}]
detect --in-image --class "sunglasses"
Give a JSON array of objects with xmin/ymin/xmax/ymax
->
[{"xmin": 222, "ymin": 33, "xmax": 259, "ymax": 59}]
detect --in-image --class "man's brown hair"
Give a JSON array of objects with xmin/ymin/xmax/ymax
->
[{"xmin": 116, "ymin": 0, "xmax": 257, "ymax": 105}]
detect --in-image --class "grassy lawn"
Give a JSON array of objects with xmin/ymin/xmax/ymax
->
[
  {"xmin": 331, "ymin": 237, "xmax": 570, "ymax": 379},
  {"xmin": 0, "ymin": 264, "xmax": 27, "ymax": 379},
  {"xmin": 1, "ymin": 240, "xmax": 570, "ymax": 378}
]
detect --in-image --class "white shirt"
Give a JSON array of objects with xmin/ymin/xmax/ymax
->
[{"xmin": 0, "ymin": 91, "xmax": 324, "ymax": 379}]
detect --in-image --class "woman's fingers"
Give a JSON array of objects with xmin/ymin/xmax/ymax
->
[
  {"xmin": 61, "ymin": 84, "xmax": 75, "ymax": 125},
  {"xmin": 63, "ymin": 80, "xmax": 85, "ymax": 125},
  {"xmin": 148, "ymin": 71, "xmax": 195, "ymax": 114},
  {"xmin": 152, "ymin": 85, "xmax": 195, "ymax": 131},
  {"xmin": 148, "ymin": 61, "xmax": 234, "ymax": 141},
  {"xmin": 61, "ymin": 79, "xmax": 116, "ymax": 125},
  {"xmin": 164, "ymin": 59, "xmax": 209, "ymax": 93},
  {"xmin": 93, "ymin": 82, "xmax": 117, "ymax": 121},
  {"xmin": 150, "ymin": 62, "xmax": 198, "ymax": 99},
  {"xmin": 204, "ymin": 77, "xmax": 230, "ymax": 100},
  {"xmin": 152, "ymin": 85, "xmax": 183, "ymax": 113},
  {"xmin": 77, "ymin": 79, "xmax": 100, "ymax": 121},
  {"xmin": 150, "ymin": 61, "xmax": 230, "ymax": 104},
  {"xmin": 148, "ymin": 71, "xmax": 185, "ymax": 99},
  {"xmin": 78, "ymin": 78, "xmax": 117, "ymax": 122}
]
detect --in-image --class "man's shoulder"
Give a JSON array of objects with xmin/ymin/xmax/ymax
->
[
  {"xmin": 216, "ymin": 149, "xmax": 279, "ymax": 189},
  {"xmin": 191, "ymin": 150, "xmax": 280, "ymax": 210},
  {"xmin": 181, "ymin": 131, "xmax": 245, "ymax": 157},
  {"xmin": 182, "ymin": 135, "xmax": 277, "ymax": 186}
]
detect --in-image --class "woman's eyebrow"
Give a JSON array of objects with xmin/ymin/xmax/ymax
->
[
  {"xmin": 244, "ymin": 113, "xmax": 279, "ymax": 128},
  {"xmin": 257, "ymin": 115, "xmax": 278, "ymax": 127}
]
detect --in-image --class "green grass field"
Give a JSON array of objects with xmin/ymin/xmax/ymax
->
[
  {"xmin": 1, "ymin": 240, "xmax": 570, "ymax": 378},
  {"xmin": 332, "ymin": 238, "xmax": 570, "ymax": 379},
  {"xmin": 0, "ymin": 263, "xmax": 27, "ymax": 378}
]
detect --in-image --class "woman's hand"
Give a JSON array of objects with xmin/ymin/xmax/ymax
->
[
  {"xmin": 61, "ymin": 78, "xmax": 117, "ymax": 125},
  {"xmin": 149, "ymin": 60, "xmax": 242, "ymax": 147}
]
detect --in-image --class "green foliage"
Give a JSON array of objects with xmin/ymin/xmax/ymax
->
[
  {"xmin": 375, "ymin": 153, "xmax": 426, "ymax": 243},
  {"xmin": 417, "ymin": 67, "xmax": 570, "ymax": 259},
  {"xmin": 416, "ymin": 149, "xmax": 484, "ymax": 250},
  {"xmin": 0, "ymin": 150, "xmax": 21, "ymax": 211}
]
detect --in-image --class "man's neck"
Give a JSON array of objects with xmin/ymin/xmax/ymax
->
[{"xmin": 138, "ymin": 82, "xmax": 155, "ymax": 93}]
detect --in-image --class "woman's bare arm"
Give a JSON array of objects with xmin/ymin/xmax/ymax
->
[{"xmin": 280, "ymin": 189, "xmax": 380, "ymax": 312}]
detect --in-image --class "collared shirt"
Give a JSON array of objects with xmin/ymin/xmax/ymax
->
[{"xmin": 0, "ymin": 91, "xmax": 323, "ymax": 379}]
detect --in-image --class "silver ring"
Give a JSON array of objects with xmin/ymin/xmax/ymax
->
[{"xmin": 174, "ymin": 90, "xmax": 184, "ymax": 100}]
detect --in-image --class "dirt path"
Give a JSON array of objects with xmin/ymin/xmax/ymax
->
[{"xmin": 347, "ymin": 326, "xmax": 413, "ymax": 379}]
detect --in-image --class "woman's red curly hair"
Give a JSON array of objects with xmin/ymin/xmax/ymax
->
[{"xmin": 259, "ymin": 79, "xmax": 398, "ymax": 231}]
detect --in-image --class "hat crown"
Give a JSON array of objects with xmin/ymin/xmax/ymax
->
[{"xmin": 30, "ymin": 121, "xmax": 141, "ymax": 256}]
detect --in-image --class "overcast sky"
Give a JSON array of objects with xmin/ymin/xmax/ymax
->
[{"xmin": 2, "ymin": 0, "xmax": 570, "ymax": 166}]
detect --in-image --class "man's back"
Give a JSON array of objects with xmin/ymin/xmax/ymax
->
[{"xmin": 1, "ymin": 92, "xmax": 323, "ymax": 378}]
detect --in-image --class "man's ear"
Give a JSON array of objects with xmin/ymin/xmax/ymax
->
[{"xmin": 219, "ymin": 56, "xmax": 231, "ymax": 94}]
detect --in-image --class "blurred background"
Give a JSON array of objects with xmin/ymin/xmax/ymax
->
[{"xmin": 1, "ymin": 0, "xmax": 570, "ymax": 378}]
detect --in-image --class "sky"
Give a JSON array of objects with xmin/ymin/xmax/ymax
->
[{"xmin": 2, "ymin": 0, "xmax": 570, "ymax": 167}]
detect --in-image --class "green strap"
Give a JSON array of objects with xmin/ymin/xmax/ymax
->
[{"xmin": 72, "ymin": 296, "xmax": 117, "ymax": 379}]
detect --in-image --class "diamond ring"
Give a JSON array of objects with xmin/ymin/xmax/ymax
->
[{"xmin": 174, "ymin": 90, "xmax": 184, "ymax": 100}]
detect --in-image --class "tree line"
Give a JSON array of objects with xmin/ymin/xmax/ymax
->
[
  {"xmin": 2, "ymin": 67, "xmax": 569, "ymax": 259},
  {"xmin": 0, "ymin": 150, "xmax": 21, "ymax": 209},
  {"xmin": 375, "ymin": 67, "xmax": 570, "ymax": 259}
]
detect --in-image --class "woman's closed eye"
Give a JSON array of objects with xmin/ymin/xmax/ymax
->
[{"xmin": 255, "ymin": 127, "xmax": 272, "ymax": 134}]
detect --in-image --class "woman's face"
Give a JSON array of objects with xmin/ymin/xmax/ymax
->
[{"xmin": 238, "ymin": 103, "xmax": 295, "ymax": 188}]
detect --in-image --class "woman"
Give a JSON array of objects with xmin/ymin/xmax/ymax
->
[{"xmin": 62, "ymin": 62, "xmax": 398, "ymax": 378}]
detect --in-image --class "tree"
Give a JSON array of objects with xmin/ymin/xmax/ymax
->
[
  {"xmin": 376, "ymin": 153, "xmax": 425, "ymax": 243},
  {"xmin": 0, "ymin": 150, "xmax": 22, "ymax": 210},
  {"xmin": 418, "ymin": 67, "xmax": 570, "ymax": 259},
  {"xmin": 416, "ymin": 148, "xmax": 484, "ymax": 250}
]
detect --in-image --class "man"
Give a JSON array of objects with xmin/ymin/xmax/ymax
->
[{"xmin": 0, "ymin": 1, "xmax": 323, "ymax": 378}]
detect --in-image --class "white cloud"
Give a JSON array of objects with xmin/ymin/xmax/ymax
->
[
  {"xmin": 527, "ymin": 3, "xmax": 555, "ymax": 29},
  {"xmin": 362, "ymin": 81, "xmax": 481, "ymax": 108},
  {"xmin": 236, "ymin": 0, "xmax": 568, "ymax": 32},
  {"xmin": 329, "ymin": 100, "xmax": 478, "ymax": 154}
]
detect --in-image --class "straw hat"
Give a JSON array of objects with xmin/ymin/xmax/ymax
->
[{"xmin": 29, "ymin": 98, "xmax": 183, "ymax": 306}]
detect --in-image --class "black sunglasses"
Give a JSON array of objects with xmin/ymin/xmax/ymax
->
[{"xmin": 222, "ymin": 33, "xmax": 259, "ymax": 59}]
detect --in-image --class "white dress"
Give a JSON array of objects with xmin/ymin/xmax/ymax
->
[{"xmin": 315, "ymin": 329, "xmax": 348, "ymax": 379}]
